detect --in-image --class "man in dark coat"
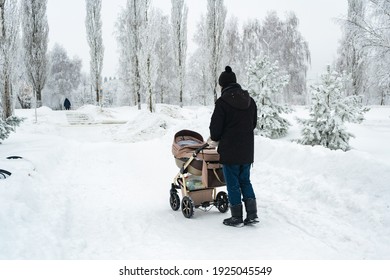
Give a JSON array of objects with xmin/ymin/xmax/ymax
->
[
  {"xmin": 64, "ymin": 98, "xmax": 71, "ymax": 110},
  {"xmin": 209, "ymin": 66, "xmax": 258, "ymax": 227}
]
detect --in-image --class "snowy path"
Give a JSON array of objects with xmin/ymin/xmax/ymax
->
[
  {"xmin": 52, "ymin": 138, "xmax": 341, "ymax": 259},
  {"xmin": 1, "ymin": 106, "xmax": 389, "ymax": 259}
]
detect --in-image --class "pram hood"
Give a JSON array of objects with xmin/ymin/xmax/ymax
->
[
  {"xmin": 172, "ymin": 129, "xmax": 225, "ymax": 187},
  {"xmin": 172, "ymin": 130, "xmax": 204, "ymax": 158},
  {"xmin": 172, "ymin": 130, "xmax": 220, "ymax": 162}
]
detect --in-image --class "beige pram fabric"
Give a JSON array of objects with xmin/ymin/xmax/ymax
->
[{"xmin": 172, "ymin": 130, "xmax": 224, "ymax": 187}]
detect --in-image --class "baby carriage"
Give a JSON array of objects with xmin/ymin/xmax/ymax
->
[{"xmin": 170, "ymin": 129, "xmax": 229, "ymax": 218}]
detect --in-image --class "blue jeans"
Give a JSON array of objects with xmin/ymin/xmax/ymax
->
[{"xmin": 222, "ymin": 164, "xmax": 256, "ymax": 206}]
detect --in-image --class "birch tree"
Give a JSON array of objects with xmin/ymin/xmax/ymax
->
[
  {"xmin": 117, "ymin": 0, "xmax": 148, "ymax": 110},
  {"xmin": 341, "ymin": 0, "xmax": 390, "ymax": 104},
  {"xmin": 242, "ymin": 12, "xmax": 310, "ymax": 104},
  {"xmin": 171, "ymin": 0, "xmax": 188, "ymax": 107},
  {"xmin": 22, "ymin": 0, "xmax": 49, "ymax": 110},
  {"xmin": 242, "ymin": 20, "xmax": 262, "ymax": 63},
  {"xmin": 141, "ymin": 5, "xmax": 158, "ymax": 113},
  {"xmin": 337, "ymin": 0, "xmax": 367, "ymax": 97},
  {"xmin": 0, "ymin": 0, "xmax": 19, "ymax": 120},
  {"xmin": 281, "ymin": 13, "xmax": 310, "ymax": 104},
  {"xmin": 188, "ymin": 15, "xmax": 209, "ymax": 105},
  {"xmin": 155, "ymin": 13, "xmax": 174, "ymax": 104},
  {"xmin": 206, "ymin": 0, "xmax": 226, "ymax": 102},
  {"xmin": 85, "ymin": 0, "xmax": 104, "ymax": 106},
  {"xmin": 115, "ymin": 6, "xmax": 135, "ymax": 106},
  {"xmin": 222, "ymin": 16, "xmax": 243, "ymax": 82}
]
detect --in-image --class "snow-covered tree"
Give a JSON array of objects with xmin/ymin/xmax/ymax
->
[
  {"xmin": 206, "ymin": 0, "xmax": 226, "ymax": 102},
  {"xmin": 247, "ymin": 55, "xmax": 291, "ymax": 139},
  {"xmin": 141, "ymin": 6, "xmax": 158, "ymax": 112},
  {"xmin": 115, "ymin": 6, "xmax": 135, "ymax": 106},
  {"xmin": 296, "ymin": 68, "xmax": 369, "ymax": 151},
  {"xmin": 188, "ymin": 14, "xmax": 209, "ymax": 105},
  {"xmin": 44, "ymin": 44, "xmax": 82, "ymax": 109},
  {"xmin": 241, "ymin": 19, "xmax": 262, "ymax": 74},
  {"xmin": 17, "ymin": 82, "xmax": 33, "ymax": 109},
  {"xmin": 85, "ymin": 0, "xmax": 104, "ymax": 105},
  {"xmin": 171, "ymin": 0, "xmax": 188, "ymax": 107},
  {"xmin": 116, "ymin": 0, "xmax": 149, "ymax": 110},
  {"xmin": 0, "ymin": 0, "xmax": 19, "ymax": 120},
  {"xmin": 241, "ymin": 11, "xmax": 310, "ymax": 104},
  {"xmin": 155, "ymin": 13, "xmax": 174, "ymax": 104},
  {"xmin": 340, "ymin": 0, "xmax": 390, "ymax": 105},
  {"xmin": 74, "ymin": 72, "xmax": 94, "ymax": 107},
  {"xmin": 337, "ymin": 0, "xmax": 367, "ymax": 98},
  {"xmin": 280, "ymin": 12, "xmax": 310, "ymax": 104},
  {"xmin": 221, "ymin": 16, "xmax": 243, "ymax": 81},
  {"xmin": 0, "ymin": 115, "xmax": 24, "ymax": 143},
  {"xmin": 22, "ymin": 0, "xmax": 49, "ymax": 109}
]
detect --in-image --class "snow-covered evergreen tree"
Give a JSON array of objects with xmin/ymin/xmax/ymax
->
[
  {"xmin": 85, "ymin": 0, "xmax": 104, "ymax": 106},
  {"xmin": 296, "ymin": 68, "xmax": 369, "ymax": 151},
  {"xmin": 0, "ymin": 115, "xmax": 24, "ymax": 143},
  {"xmin": 247, "ymin": 55, "xmax": 291, "ymax": 139}
]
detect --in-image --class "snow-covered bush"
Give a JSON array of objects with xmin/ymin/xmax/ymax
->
[
  {"xmin": 247, "ymin": 55, "xmax": 292, "ymax": 138},
  {"xmin": 0, "ymin": 116, "xmax": 25, "ymax": 143},
  {"xmin": 296, "ymin": 69, "xmax": 369, "ymax": 151}
]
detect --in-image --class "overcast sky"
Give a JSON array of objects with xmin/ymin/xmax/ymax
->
[{"xmin": 47, "ymin": 0, "xmax": 347, "ymax": 82}]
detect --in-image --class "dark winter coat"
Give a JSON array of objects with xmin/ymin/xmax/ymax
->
[
  {"xmin": 64, "ymin": 98, "xmax": 71, "ymax": 110},
  {"xmin": 209, "ymin": 83, "xmax": 257, "ymax": 164}
]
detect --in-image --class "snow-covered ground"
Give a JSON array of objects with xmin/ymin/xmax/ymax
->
[{"xmin": 1, "ymin": 104, "xmax": 389, "ymax": 259}]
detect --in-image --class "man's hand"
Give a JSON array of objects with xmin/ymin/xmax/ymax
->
[{"xmin": 207, "ymin": 137, "xmax": 219, "ymax": 148}]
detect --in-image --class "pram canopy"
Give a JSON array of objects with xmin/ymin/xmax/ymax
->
[{"xmin": 172, "ymin": 129, "xmax": 221, "ymax": 176}]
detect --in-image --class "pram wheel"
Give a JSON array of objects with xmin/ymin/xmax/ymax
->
[
  {"xmin": 215, "ymin": 191, "xmax": 229, "ymax": 213},
  {"xmin": 170, "ymin": 192, "xmax": 180, "ymax": 211},
  {"xmin": 181, "ymin": 196, "xmax": 194, "ymax": 218}
]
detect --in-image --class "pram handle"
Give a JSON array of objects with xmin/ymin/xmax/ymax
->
[{"xmin": 193, "ymin": 143, "xmax": 209, "ymax": 156}]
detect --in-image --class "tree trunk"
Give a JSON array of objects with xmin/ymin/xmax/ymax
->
[
  {"xmin": 2, "ymin": 75, "xmax": 12, "ymax": 120},
  {"xmin": 36, "ymin": 88, "xmax": 42, "ymax": 107}
]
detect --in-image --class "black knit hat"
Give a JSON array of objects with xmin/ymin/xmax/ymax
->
[{"xmin": 218, "ymin": 66, "xmax": 237, "ymax": 88}]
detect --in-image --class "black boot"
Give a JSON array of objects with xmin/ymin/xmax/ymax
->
[
  {"xmin": 244, "ymin": 198, "xmax": 259, "ymax": 225},
  {"xmin": 223, "ymin": 204, "xmax": 244, "ymax": 227}
]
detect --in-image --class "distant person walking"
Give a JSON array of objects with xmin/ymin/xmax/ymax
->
[
  {"xmin": 208, "ymin": 66, "xmax": 259, "ymax": 227},
  {"xmin": 64, "ymin": 98, "xmax": 71, "ymax": 110}
]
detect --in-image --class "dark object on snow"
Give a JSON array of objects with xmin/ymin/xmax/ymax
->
[
  {"xmin": 0, "ymin": 169, "xmax": 11, "ymax": 179},
  {"xmin": 6, "ymin": 156, "xmax": 23, "ymax": 160},
  {"xmin": 64, "ymin": 98, "xmax": 71, "ymax": 110}
]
